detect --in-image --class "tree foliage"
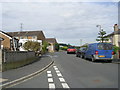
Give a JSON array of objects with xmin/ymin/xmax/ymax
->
[
  {"xmin": 113, "ymin": 45, "xmax": 120, "ymax": 54},
  {"xmin": 23, "ymin": 41, "xmax": 41, "ymax": 52},
  {"xmin": 96, "ymin": 29, "xmax": 109, "ymax": 43},
  {"xmin": 41, "ymin": 41, "xmax": 49, "ymax": 54},
  {"xmin": 55, "ymin": 43, "xmax": 59, "ymax": 51}
]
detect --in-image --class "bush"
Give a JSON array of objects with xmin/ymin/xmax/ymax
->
[
  {"xmin": 60, "ymin": 46, "xmax": 68, "ymax": 51},
  {"xmin": 55, "ymin": 43, "xmax": 60, "ymax": 51},
  {"xmin": 41, "ymin": 41, "xmax": 49, "ymax": 54},
  {"xmin": 113, "ymin": 46, "xmax": 120, "ymax": 54}
]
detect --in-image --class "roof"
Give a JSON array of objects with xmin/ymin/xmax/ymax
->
[
  {"xmin": 7, "ymin": 30, "xmax": 46, "ymax": 40},
  {"xmin": 106, "ymin": 30, "xmax": 120, "ymax": 37},
  {"xmin": 46, "ymin": 38, "xmax": 57, "ymax": 44},
  {"xmin": 0, "ymin": 30, "xmax": 13, "ymax": 39},
  {"xmin": 7, "ymin": 30, "xmax": 44, "ymax": 36}
]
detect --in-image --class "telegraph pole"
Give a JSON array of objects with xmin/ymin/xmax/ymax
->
[
  {"xmin": 20, "ymin": 23, "xmax": 23, "ymax": 32},
  {"xmin": 80, "ymin": 39, "xmax": 82, "ymax": 46}
]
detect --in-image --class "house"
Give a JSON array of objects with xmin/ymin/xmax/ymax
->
[
  {"xmin": 7, "ymin": 30, "xmax": 46, "ymax": 41},
  {"xmin": 106, "ymin": 24, "xmax": 120, "ymax": 47},
  {"xmin": 46, "ymin": 38, "xmax": 57, "ymax": 52},
  {"xmin": 0, "ymin": 30, "xmax": 19, "ymax": 51},
  {"xmin": 7, "ymin": 31, "xmax": 46, "ymax": 51}
]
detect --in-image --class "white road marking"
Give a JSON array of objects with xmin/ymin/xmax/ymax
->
[
  {"xmin": 57, "ymin": 73, "xmax": 63, "ymax": 77},
  {"xmin": 59, "ymin": 78, "xmax": 65, "ymax": 82},
  {"xmin": 53, "ymin": 66, "xmax": 57, "ymax": 68},
  {"xmin": 47, "ymin": 74, "xmax": 52, "ymax": 77},
  {"xmin": 56, "ymin": 70, "xmax": 60, "ymax": 74},
  {"xmin": 53, "ymin": 65, "xmax": 70, "ymax": 88},
  {"xmin": 61, "ymin": 83, "xmax": 70, "ymax": 88},
  {"xmin": 54, "ymin": 68, "xmax": 59, "ymax": 71},
  {"xmin": 49, "ymin": 83, "xmax": 55, "ymax": 89},
  {"xmin": 48, "ymin": 78, "xmax": 54, "ymax": 83},
  {"xmin": 47, "ymin": 71, "xmax": 52, "ymax": 74}
]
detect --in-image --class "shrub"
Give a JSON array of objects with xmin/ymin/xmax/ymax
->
[{"xmin": 113, "ymin": 46, "xmax": 120, "ymax": 54}]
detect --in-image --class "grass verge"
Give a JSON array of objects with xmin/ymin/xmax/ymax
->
[{"xmin": 2, "ymin": 56, "xmax": 40, "ymax": 72}]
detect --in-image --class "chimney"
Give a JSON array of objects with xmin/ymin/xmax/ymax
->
[{"xmin": 114, "ymin": 24, "xmax": 119, "ymax": 32}]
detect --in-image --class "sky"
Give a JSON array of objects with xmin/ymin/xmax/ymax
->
[{"xmin": 0, "ymin": 1, "xmax": 119, "ymax": 46}]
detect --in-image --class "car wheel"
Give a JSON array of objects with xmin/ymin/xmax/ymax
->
[
  {"xmin": 84, "ymin": 55, "xmax": 87, "ymax": 60},
  {"xmin": 91, "ymin": 56, "xmax": 95, "ymax": 62},
  {"xmin": 80, "ymin": 55, "xmax": 83, "ymax": 58}
]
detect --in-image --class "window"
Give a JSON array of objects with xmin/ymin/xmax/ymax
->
[
  {"xmin": 32, "ymin": 36, "xmax": 37, "ymax": 39},
  {"xmin": 20, "ymin": 36, "xmax": 27, "ymax": 39},
  {"xmin": 98, "ymin": 43, "xmax": 113, "ymax": 50}
]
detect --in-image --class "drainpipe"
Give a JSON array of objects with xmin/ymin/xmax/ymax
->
[
  {"xmin": 13, "ymin": 38, "xmax": 16, "ymax": 51},
  {"xmin": 0, "ymin": 38, "xmax": 4, "ymax": 71}
]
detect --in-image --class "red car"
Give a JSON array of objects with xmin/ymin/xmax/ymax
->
[{"xmin": 67, "ymin": 47, "xmax": 76, "ymax": 54}]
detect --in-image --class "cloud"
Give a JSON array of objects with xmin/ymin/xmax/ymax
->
[
  {"xmin": 2, "ymin": 2, "xmax": 118, "ymax": 45},
  {"xmin": 0, "ymin": 3, "xmax": 2, "ymax": 29},
  {"xmin": 0, "ymin": 0, "xmax": 120, "ymax": 2}
]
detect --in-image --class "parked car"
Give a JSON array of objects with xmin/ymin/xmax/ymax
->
[
  {"xmin": 76, "ymin": 47, "xmax": 87, "ymax": 58},
  {"xmin": 84, "ymin": 43, "xmax": 114, "ymax": 62},
  {"xmin": 67, "ymin": 47, "xmax": 76, "ymax": 54}
]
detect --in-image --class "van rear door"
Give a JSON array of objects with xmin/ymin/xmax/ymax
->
[{"xmin": 97, "ymin": 43, "xmax": 113, "ymax": 58}]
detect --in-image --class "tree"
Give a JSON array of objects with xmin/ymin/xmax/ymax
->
[
  {"xmin": 55, "ymin": 43, "xmax": 59, "ymax": 51},
  {"xmin": 96, "ymin": 29, "xmax": 109, "ymax": 43},
  {"xmin": 41, "ymin": 41, "xmax": 49, "ymax": 54},
  {"xmin": 23, "ymin": 41, "xmax": 41, "ymax": 52}
]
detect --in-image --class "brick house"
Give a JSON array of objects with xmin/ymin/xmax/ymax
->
[
  {"xmin": 7, "ymin": 31, "xmax": 46, "ymax": 51},
  {"xmin": 46, "ymin": 38, "xmax": 57, "ymax": 52},
  {"xmin": 0, "ymin": 30, "xmax": 19, "ymax": 51}
]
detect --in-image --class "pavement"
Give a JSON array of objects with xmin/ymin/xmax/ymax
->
[
  {"xmin": 1, "ymin": 54, "xmax": 54, "ymax": 88},
  {"xmin": 112, "ymin": 59, "xmax": 120, "ymax": 64}
]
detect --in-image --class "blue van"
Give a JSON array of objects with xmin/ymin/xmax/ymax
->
[{"xmin": 85, "ymin": 43, "xmax": 114, "ymax": 62}]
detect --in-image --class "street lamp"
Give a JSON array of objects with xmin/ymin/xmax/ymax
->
[{"xmin": 96, "ymin": 25, "xmax": 102, "ymax": 31}]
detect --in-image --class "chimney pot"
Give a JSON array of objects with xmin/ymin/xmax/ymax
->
[{"xmin": 114, "ymin": 24, "xmax": 119, "ymax": 31}]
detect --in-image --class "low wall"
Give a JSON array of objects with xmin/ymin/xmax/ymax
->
[
  {"xmin": 114, "ymin": 51, "xmax": 120, "ymax": 59},
  {"xmin": 3, "ymin": 51, "xmax": 35, "ymax": 63}
]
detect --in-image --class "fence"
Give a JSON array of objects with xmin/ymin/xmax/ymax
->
[{"xmin": 2, "ymin": 51, "xmax": 35, "ymax": 63}]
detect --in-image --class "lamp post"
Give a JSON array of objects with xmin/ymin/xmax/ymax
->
[{"xmin": 96, "ymin": 25, "xmax": 102, "ymax": 31}]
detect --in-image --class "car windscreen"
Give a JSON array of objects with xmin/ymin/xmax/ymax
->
[{"xmin": 97, "ymin": 43, "xmax": 113, "ymax": 50}]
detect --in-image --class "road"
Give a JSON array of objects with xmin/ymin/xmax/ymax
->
[{"xmin": 8, "ymin": 51, "xmax": 118, "ymax": 88}]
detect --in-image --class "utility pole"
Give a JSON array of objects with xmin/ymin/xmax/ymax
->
[
  {"xmin": 80, "ymin": 39, "xmax": 82, "ymax": 46},
  {"xmin": 20, "ymin": 23, "xmax": 23, "ymax": 32}
]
